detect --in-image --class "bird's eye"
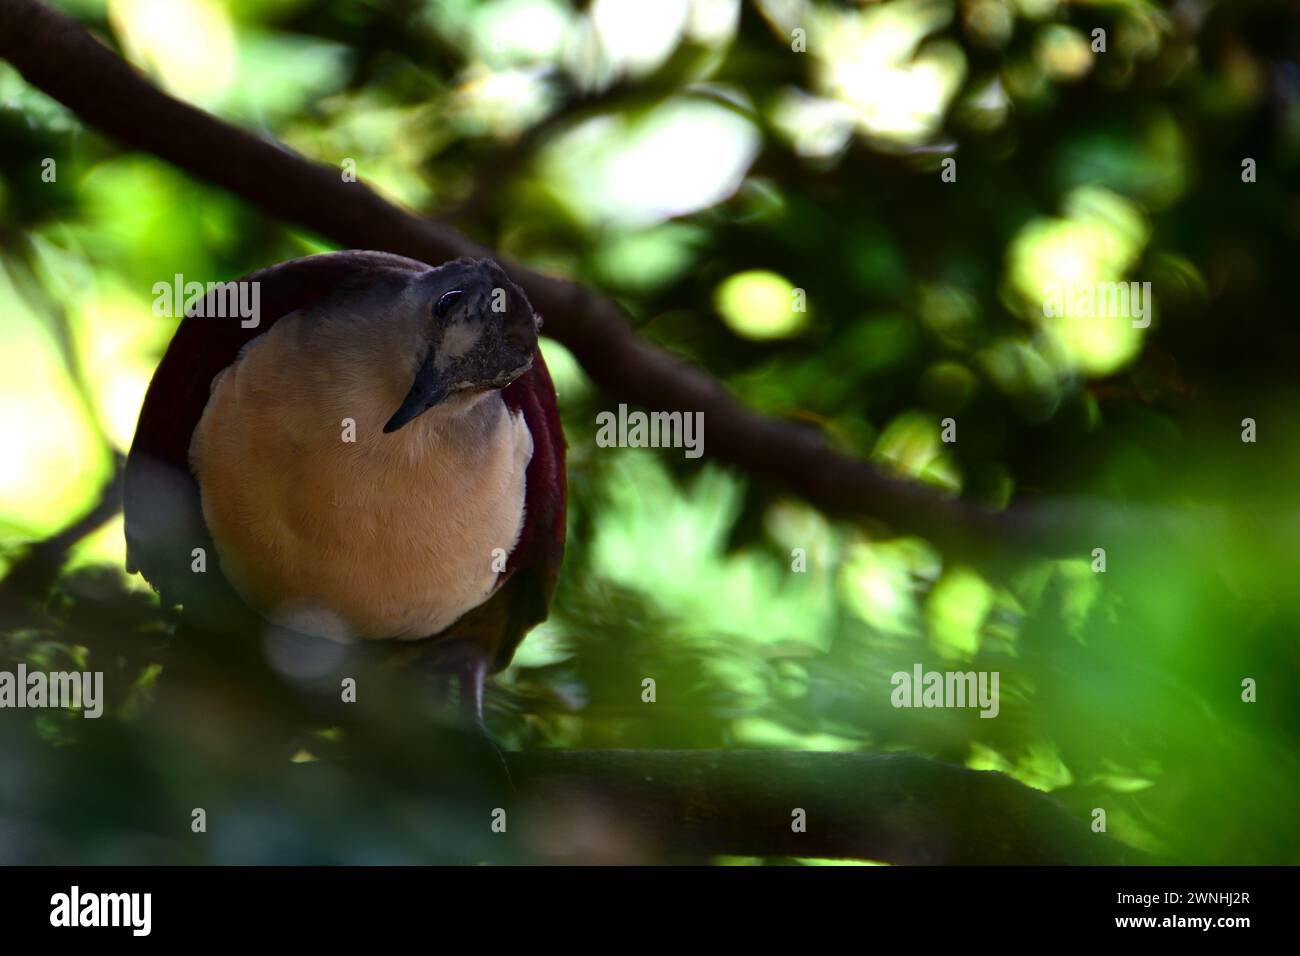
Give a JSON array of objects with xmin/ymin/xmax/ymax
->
[{"xmin": 435, "ymin": 289, "xmax": 464, "ymax": 318}]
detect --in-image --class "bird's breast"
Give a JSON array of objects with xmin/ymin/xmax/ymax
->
[{"xmin": 188, "ymin": 324, "xmax": 533, "ymax": 641}]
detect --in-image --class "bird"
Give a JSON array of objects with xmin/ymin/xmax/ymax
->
[{"xmin": 123, "ymin": 250, "xmax": 566, "ymax": 727}]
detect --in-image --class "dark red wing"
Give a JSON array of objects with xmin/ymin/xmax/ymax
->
[{"xmin": 492, "ymin": 349, "xmax": 567, "ymax": 670}]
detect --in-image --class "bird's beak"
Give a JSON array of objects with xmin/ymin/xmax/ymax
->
[
  {"xmin": 383, "ymin": 351, "xmax": 447, "ymax": 433},
  {"xmin": 383, "ymin": 303, "xmax": 538, "ymax": 433}
]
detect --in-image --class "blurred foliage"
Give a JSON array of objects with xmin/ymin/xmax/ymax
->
[{"xmin": 1, "ymin": 0, "xmax": 1299, "ymax": 863}]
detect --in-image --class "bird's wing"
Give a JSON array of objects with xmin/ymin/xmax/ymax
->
[
  {"xmin": 490, "ymin": 350, "xmax": 567, "ymax": 670},
  {"xmin": 124, "ymin": 250, "xmax": 430, "ymax": 604}
]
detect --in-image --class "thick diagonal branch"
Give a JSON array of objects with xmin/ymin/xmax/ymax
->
[{"xmin": 0, "ymin": 0, "xmax": 1100, "ymax": 559}]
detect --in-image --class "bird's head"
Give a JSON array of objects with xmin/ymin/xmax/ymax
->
[{"xmin": 383, "ymin": 258, "xmax": 539, "ymax": 433}]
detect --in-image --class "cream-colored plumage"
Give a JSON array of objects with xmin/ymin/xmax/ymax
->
[{"xmin": 189, "ymin": 304, "xmax": 533, "ymax": 641}]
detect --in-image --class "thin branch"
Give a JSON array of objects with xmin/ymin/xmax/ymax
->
[
  {"xmin": 2, "ymin": 454, "xmax": 125, "ymax": 596},
  {"xmin": 0, "ymin": 0, "xmax": 1104, "ymax": 561}
]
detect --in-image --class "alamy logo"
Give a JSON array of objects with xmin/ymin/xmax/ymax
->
[
  {"xmin": 0, "ymin": 665, "xmax": 103, "ymax": 718},
  {"xmin": 595, "ymin": 403, "xmax": 704, "ymax": 459},
  {"xmin": 152, "ymin": 274, "xmax": 261, "ymax": 328},
  {"xmin": 50, "ymin": 886, "xmax": 151, "ymax": 936},
  {"xmin": 1042, "ymin": 280, "xmax": 1151, "ymax": 328},
  {"xmin": 890, "ymin": 664, "xmax": 1000, "ymax": 718}
]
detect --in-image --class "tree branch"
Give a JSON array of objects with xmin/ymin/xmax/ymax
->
[
  {"xmin": 1, "ymin": 454, "xmax": 124, "ymax": 596},
  {"xmin": 506, "ymin": 749, "xmax": 1144, "ymax": 864},
  {"xmin": 0, "ymin": 0, "xmax": 1101, "ymax": 561}
]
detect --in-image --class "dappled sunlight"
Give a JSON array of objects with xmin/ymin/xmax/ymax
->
[
  {"xmin": 1005, "ymin": 186, "xmax": 1152, "ymax": 376},
  {"xmin": 839, "ymin": 537, "xmax": 938, "ymax": 637},
  {"xmin": 591, "ymin": 0, "xmax": 692, "ymax": 78},
  {"xmin": 1034, "ymin": 24, "xmax": 1093, "ymax": 82},
  {"xmin": 812, "ymin": 0, "xmax": 966, "ymax": 147},
  {"xmin": 464, "ymin": 0, "xmax": 575, "ymax": 67},
  {"xmin": 540, "ymin": 98, "xmax": 760, "ymax": 227},
  {"xmin": 453, "ymin": 65, "xmax": 556, "ymax": 139},
  {"xmin": 871, "ymin": 410, "xmax": 962, "ymax": 491},
  {"xmin": 591, "ymin": 223, "xmax": 705, "ymax": 293},
  {"xmin": 926, "ymin": 565, "xmax": 994, "ymax": 660},
  {"xmin": 0, "ymin": 270, "xmax": 109, "ymax": 540},
  {"xmin": 108, "ymin": 0, "xmax": 237, "ymax": 106},
  {"xmin": 967, "ymin": 741, "xmax": 1074, "ymax": 793},
  {"xmin": 589, "ymin": 453, "xmax": 836, "ymax": 650},
  {"xmin": 714, "ymin": 269, "xmax": 809, "ymax": 340}
]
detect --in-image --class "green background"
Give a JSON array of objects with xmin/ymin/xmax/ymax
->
[{"xmin": 0, "ymin": 0, "xmax": 1297, "ymax": 864}]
